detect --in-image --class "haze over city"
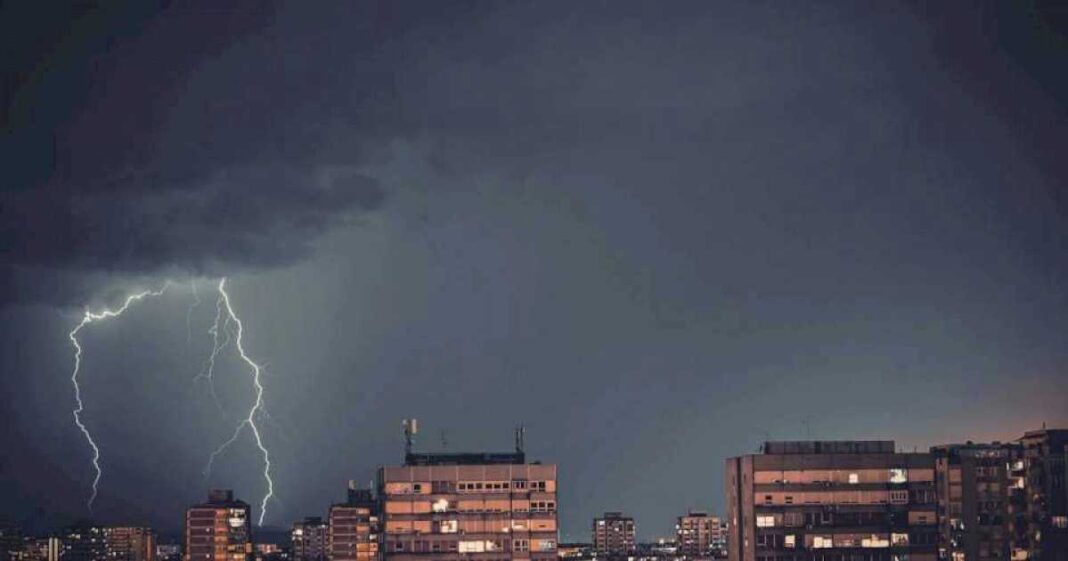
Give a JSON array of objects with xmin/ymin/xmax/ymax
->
[{"xmin": 2, "ymin": 0, "xmax": 1067, "ymax": 552}]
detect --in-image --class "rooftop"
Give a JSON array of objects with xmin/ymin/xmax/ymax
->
[
  {"xmin": 763, "ymin": 441, "xmax": 896, "ymax": 455},
  {"xmin": 404, "ymin": 451, "xmax": 527, "ymax": 466}
]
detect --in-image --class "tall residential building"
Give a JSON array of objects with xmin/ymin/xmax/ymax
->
[
  {"xmin": 676, "ymin": 512, "xmax": 716, "ymax": 559},
  {"xmin": 1015, "ymin": 429, "xmax": 1068, "ymax": 561},
  {"xmin": 0, "ymin": 524, "xmax": 21, "ymax": 561},
  {"xmin": 328, "ymin": 485, "xmax": 380, "ymax": 561},
  {"xmin": 592, "ymin": 513, "xmax": 636, "ymax": 557},
  {"xmin": 184, "ymin": 490, "xmax": 253, "ymax": 561},
  {"xmin": 292, "ymin": 518, "xmax": 328, "ymax": 561},
  {"xmin": 63, "ymin": 526, "xmax": 108, "ymax": 561},
  {"xmin": 105, "ymin": 527, "xmax": 155, "ymax": 561},
  {"xmin": 725, "ymin": 440, "xmax": 938, "ymax": 561},
  {"xmin": 930, "ymin": 441, "xmax": 1019, "ymax": 561},
  {"xmin": 710, "ymin": 519, "xmax": 727, "ymax": 559},
  {"xmin": 378, "ymin": 447, "xmax": 558, "ymax": 561},
  {"xmin": 156, "ymin": 544, "xmax": 182, "ymax": 561}
]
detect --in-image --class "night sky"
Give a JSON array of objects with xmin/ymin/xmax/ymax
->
[{"xmin": 3, "ymin": 0, "xmax": 1068, "ymax": 541}]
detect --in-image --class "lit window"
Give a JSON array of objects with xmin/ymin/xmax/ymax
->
[
  {"xmin": 756, "ymin": 516, "xmax": 775, "ymax": 528},
  {"xmin": 783, "ymin": 535, "xmax": 795, "ymax": 549},
  {"xmin": 848, "ymin": 473, "xmax": 860, "ymax": 484},
  {"xmin": 889, "ymin": 468, "xmax": 908, "ymax": 483}
]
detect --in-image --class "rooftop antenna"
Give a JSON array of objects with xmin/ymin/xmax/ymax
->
[
  {"xmin": 515, "ymin": 424, "xmax": 526, "ymax": 453},
  {"xmin": 403, "ymin": 418, "xmax": 418, "ymax": 456}
]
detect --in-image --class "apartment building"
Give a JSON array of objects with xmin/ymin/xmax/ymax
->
[
  {"xmin": 725, "ymin": 441, "xmax": 937, "ymax": 561},
  {"xmin": 378, "ymin": 450, "xmax": 557, "ymax": 561}
]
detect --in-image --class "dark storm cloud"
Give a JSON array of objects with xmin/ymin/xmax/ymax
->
[
  {"xmin": 2, "ymin": 1, "xmax": 389, "ymax": 306},
  {"xmin": 2, "ymin": 0, "xmax": 1068, "ymax": 538},
  {"xmin": 1, "ymin": 164, "xmax": 383, "ymax": 305}
]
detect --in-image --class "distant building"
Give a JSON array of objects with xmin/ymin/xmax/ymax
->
[
  {"xmin": 675, "ymin": 512, "xmax": 717, "ymax": 559},
  {"xmin": 556, "ymin": 543, "xmax": 592, "ymax": 560},
  {"xmin": 0, "ymin": 524, "xmax": 21, "ymax": 561},
  {"xmin": 725, "ymin": 440, "xmax": 938, "ymax": 561},
  {"xmin": 931, "ymin": 441, "xmax": 1019, "ymax": 561},
  {"xmin": 62, "ymin": 526, "xmax": 108, "ymax": 561},
  {"xmin": 328, "ymin": 485, "xmax": 379, "ymax": 561},
  {"xmin": 184, "ymin": 490, "xmax": 253, "ymax": 561},
  {"xmin": 155, "ymin": 544, "xmax": 181, "ymax": 561},
  {"xmin": 48, "ymin": 538, "xmax": 62, "ymax": 561},
  {"xmin": 1015, "ymin": 429, "xmax": 1068, "ymax": 561},
  {"xmin": 592, "ymin": 513, "xmax": 635, "ymax": 557},
  {"xmin": 253, "ymin": 544, "xmax": 287, "ymax": 561},
  {"xmin": 379, "ymin": 426, "xmax": 558, "ymax": 561},
  {"xmin": 640, "ymin": 538, "xmax": 677, "ymax": 560},
  {"xmin": 292, "ymin": 518, "xmax": 328, "ymax": 561},
  {"xmin": 709, "ymin": 520, "xmax": 726, "ymax": 559},
  {"xmin": 104, "ymin": 527, "xmax": 154, "ymax": 561}
]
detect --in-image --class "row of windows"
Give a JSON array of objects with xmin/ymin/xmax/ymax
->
[
  {"xmin": 755, "ymin": 511, "xmax": 935, "ymax": 529},
  {"xmin": 758, "ymin": 489, "xmax": 934, "ymax": 506},
  {"xmin": 756, "ymin": 533, "xmax": 911, "ymax": 549},
  {"xmin": 385, "ymin": 538, "xmax": 555, "ymax": 553},
  {"xmin": 387, "ymin": 481, "xmax": 553, "ymax": 495},
  {"xmin": 754, "ymin": 469, "xmax": 933, "ymax": 486}
]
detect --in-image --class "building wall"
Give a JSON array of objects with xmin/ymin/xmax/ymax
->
[
  {"xmin": 932, "ymin": 443, "xmax": 1018, "ymax": 561},
  {"xmin": 293, "ymin": 518, "xmax": 329, "ymax": 561},
  {"xmin": 1017, "ymin": 430, "xmax": 1068, "ymax": 561},
  {"xmin": 676, "ymin": 513, "xmax": 715, "ymax": 559},
  {"xmin": 727, "ymin": 442, "xmax": 938, "ymax": 561},
  {"xmin": 184, "ymin": 494, "xmax": 252, "ymax": 561},
  {"xmin": 378, "ymin": 463, "xmax": 557, "ymax": 561},
  {"xmin": 592, "ymin": 513, "xmax": 635, "ymax": 557},
  {"xmin": 105, "ymin": 527, "xmax": 155, "ymax": 561},
  {"xmin": 328, "ymin": 504, "xmax": 379, "ymax": 561}
]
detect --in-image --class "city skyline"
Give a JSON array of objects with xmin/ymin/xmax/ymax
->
[{"xmin": 3, "ymin": 0, "xmax": 1068, "ymax": 547}]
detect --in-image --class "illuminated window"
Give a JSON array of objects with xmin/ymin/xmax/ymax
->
[
  {"xmin": 439, "ymin": 521, "xmax": 457, "ymax": 534},
  {"xmin": 756, "ymin": 516, "xmax": 775, "ymax": 528},
  {"xmin": 891, "ymin": 533, "xmax": 909, "ymax": 546},
  {"xmin": 784, "ymin": 535, "xmax": 795, "ymax": 549},
  {"xmin": 889, "ymin": 468, "xmax": 908, "ymax": 483},
  {"xmin": 848, "ymin": 473, "xmax": 860, "ymax": 484}
]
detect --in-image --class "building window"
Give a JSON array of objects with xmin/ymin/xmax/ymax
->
[
  {"xmin": 889, "ymin": 468, "xmax": 908, "ymax": 483},
  {"xmin": 891, "ymin": 533, "xmax": 909, "ymax": 546},
  {"xmin": 784, "ymin": 535, "xmax": 795, "ymax": 549},
  {"xmin": 890, "ymin": 490, "xmax": 909, "ymax": 505},
  {"xmin": 756, "ymin": 516, "xmax": 775, "ymax": 528},
  {"xmin": 848, "ymin": 473, "xmax": 860, "ymax": 484}
]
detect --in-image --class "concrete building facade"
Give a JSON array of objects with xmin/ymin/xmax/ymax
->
[
  {"xmin": 328, "ymin": 486, "xmax": 380, "ymax": 561},
  {"xmin": 378, "ymin": 451, "xmax": 557, "ymax": 561},
  {"xmin": 184, "ymin": 490, "xmax": 252, "ymax": 561},
  {"xmin": 676, "ymin": 512, "xmax": 717, "ymax": 559},
  {"xmin": 725, "ymin": 441, "xmax": 938, "ymax": 561},
  {"xmin": 293, "ymin": 518, "xmax": 328, "ymax": 561},
  {"xmin": 593, "ymin": 513, "xmax": 636, "ymax": 558}
]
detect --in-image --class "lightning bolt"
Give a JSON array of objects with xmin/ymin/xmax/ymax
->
[
  {"xmin": 203, "ymin": 278, "xmax": 275, "ymax": 525},
  {"xmin": 192, "ymin": 290, "xmax": 231, "ymax": 414},
  {"xmin": 69, "ymin": 283, "xmax": 170, "ymax": 510}
]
